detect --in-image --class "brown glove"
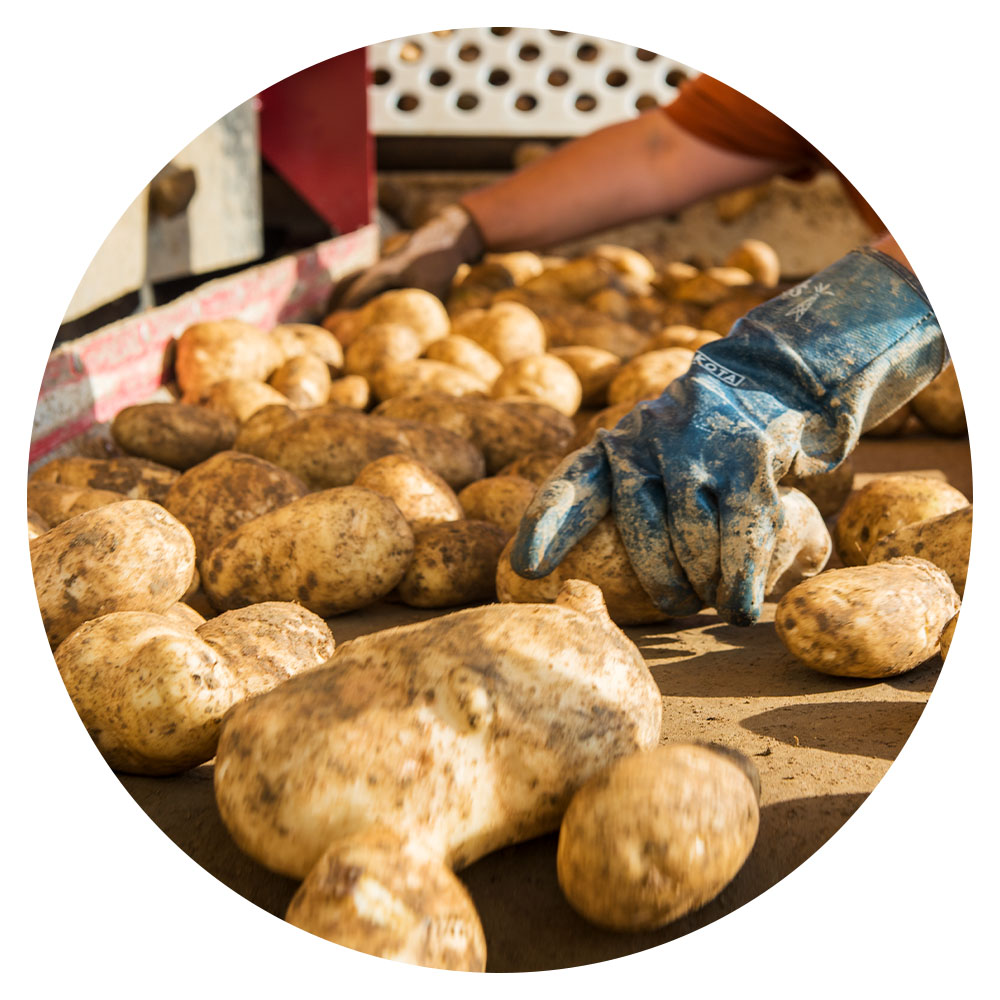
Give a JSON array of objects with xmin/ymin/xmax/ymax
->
[{"xmin": 338, "ymin": 204, "xmax": 485, "ymax": 307}]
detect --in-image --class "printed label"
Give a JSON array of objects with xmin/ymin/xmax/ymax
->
[{"xmin": 693, "ymin": 351, "xmax": 746, "ymax": 387}]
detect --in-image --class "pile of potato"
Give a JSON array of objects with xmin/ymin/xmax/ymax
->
[{"xmin": 26, "ymin": 234, "xmax": 971, "ymax": 970}]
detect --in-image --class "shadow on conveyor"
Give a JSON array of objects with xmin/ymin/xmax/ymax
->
[
  {"xmin": 119, "ymin": 763, "xmax": 868, "ymax": 973},
  {"xmin": 740, "ymin": 700, "xmax": 927, "ymax": 759}
]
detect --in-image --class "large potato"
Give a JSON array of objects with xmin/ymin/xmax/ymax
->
[
  {"xmin": 568, "ymin": 402, "xmax": 634, "ymax": 450},
  {"xmin": 391, "ymin": 420, "xmax": 487, "ymax": 491},
  {"xmin": 557, "ymin": 744, "xmax": 760, "ymax": 931},
  {"xmin": 452, "ymin": 301, "xmax": 546, "ymax": 364},
  {"xmin": 326, "ymin": 374, "xmax": 371, "ymax": 410},
  {"xmin": 834, "ymin": 475, "xmax": 969, "ymax": 566},
  {"xmin": 457, "ymin": 475, "xmax": 537, "ymax": 538},
  {"xmin": 214, "ymin": 580, "xmax": 662, "ymax": 883},
  {"xmin": 31, "ymin": 500, "xmax": 196, "ymax": 647},
  {"xmin": 775, "ymin": 556, "xmax": 960, "ymax": 677},
  {"xmin": 268, "ymin": 354, "xmax": 332, "ymax": 408},
  {"xmin": 184, "ymin": 377, "xmax": 290, "ymax": 423},
  {"xmin": 358, "ymin": 288, "xmax": 450, "ymax": 350},
  {"xmin": 286, "ymin": 827, "xmax": 487, "ymax": 972},
  {"xmin": 343, "ymin": 322, "xmax": 422, "ymax": 379},
  {"xmin": 29, "ymin": 455, "xmax": 179, "ymax": 504},
  {"xmin": 26, "ymin": 481, "xmax": 126, "ymax": 527},
  {"xmin": 270, "ymin": 323, "xmax": 344, "ymax": 372},
  {"xmin": 548, "ymin": 345, "xmax": 621, "ymax": 408},
  {"xmin": 423, "ymin": 334, "xmax": 503, "ymax": 386},
  {"xmin": 910, "ymin": 363, "xmax": 966, "ymax": 435},
  {"xmin": 648, "ymin": 325, "xmax": 722, "ymax": 352},
  {"xmin": 497, "ymin": 450, "xmax": 565, "ymax": 484},
  {"xmin": 867, "ymin": 504, "xmax": 972, "ymax": 597},
  {"xmin": 724, "ymin": 238, "xmax": 781, "ymax": 286},
  {"xmin": 490, "ymin": 353, "xmax": 583, "ymax": 417},
  {"xmin": 175, "ymin": 318, "xmax": 284, "ymax": 396},
  {"xmin": 354, "ymin": 454, "xmax": 463, "ymax": 529},
  {"xmin": 162, "ymin": 450, "xmax": 307, "ymax": 564},
  {"xmin": 607, "ymin": 347, "xmax": 693, "ymax": 406},
  {"xmin": 397, "ymin": 520, "xmax": 508, "ymax": 608},
  {"xmin": 370, "ymin": 359, "xmax": 489, "ymax": 401},
  {"xmin": 110, "ymin": 402, "xmax": 239, "ymax": 469},
  {"xmin": 202, "ymin": 487, "xmax": 414, "ymax": 616}
]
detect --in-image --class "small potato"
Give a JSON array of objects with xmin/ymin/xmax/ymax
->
[
  {"xmin": 700, "ymin": 289, "xmax": 771, "ymax": 335},
  {"xmin": 28, "ymin": 507, "xmax": 49, "ymax": 539},
  {"xmin": 270, "ymin": 323, "xmax": 344, "ymax": 372},
  {"xmin": 547, "ymin": 346, "xmax": 621, "ymax": 408},
  {"xmin": 370, "ymin": 359, "xmax": 489, "ymax": 402},
  {"xmin": 111, "ymin": 402, "xmax": 239, "ymax": 469},
  {"xmin": 286, "ymin": 827, "xmax": 487, "ymax": 972},
  {"xmin": 184, "ymin": 377, "xmax": 290, "ymax": 423},
  {"xmin": 522, "ymin": 257, "xmax": 618, "ymax": 300},
  {"xmin": 557, "ymin": 743, "xmax": 760, "ymax": 931},
  {"xmin": 779, "ymin": 458, "xmax": 856, "ymax": 518},
  {"xmin": 457, "ymin": 476, "xmax": 537, "ymax": 538},
  {"xmin": 606, "ymin": 348, "xmax": 694, "ymax": 406},
  {"xmin": 568, "ymin": 402, "xmax": 634, "ymax": 450},
  {"xmin": 326, "ymin": 374, "xmax": 371, "ymax": 410},
  {"xmin": 321, "ymin": 308, "xmax": 366, "ymax": 349},
  {"xmin": 201, "ymin": 487, "xmax": 415, "ymax": 616},
  {"xmin": 482, "ymin": 250, "xmax": 545, "ymax": 285},
  {"xmin": 868, "ymin": 504, "xmax": 972, "ymax": 597},
  {"xmin": 834, "ymin": 475, "xmax": 969, "ymax": 566},
  {"xmin": 724, "ymin": 238, "xmax": 781, "ymax": 287},
  {"xmin": 490, "ymin": 354, "xmax": 583, "ymax": 417},
  {"xmin": 775, "ymin": 556, "xmax": 960, "ymax": 678},
  {"xmin": 589, "ymin": 244, "xmax": 656, "ymax": 283},
  {"xmin": 26, "ymin": 481, "xmax": 126, "ymax": 527},
  {"xmin": 358, "ymin": 288, "xmax": 450, "ymax": 350},
  {"xmin": 31, "ymin": 500, "xmax": 196, "ymax": 647},
  {"xmin": 652, "ymin": 261, "xmax": 699, "ymax": 297},
  {"xmin": 162, "ymin": 450, "xmax": 307, "ymax": 564},
  {"xmin": 671, "ymin": 272, "xmax": 733, "ymax": 306},
  {"xmin": 268, "ymin": 354, "xmax": 332, "ymax": 408},
  {"xmin": 452, "ymin": 301, "xmax": 547, "ymax": 364},
  {"xmin": 354, "ymin": 454, "xmax": 463, "ymax": 529},
  {"xmin": 397, "ymin": 520, "xmax": 508, "ymax": 608},
  {"xmin": 864, "ymin": 402, "xmax": 911, "ymax": 437},
  {"xmin": 910, "ymin": 363, "xmax": 966, "ymax": 435},
  {"xmin": 423, "ymin": 335, "xmax": 503, "ymax": 386},
  {"xmin": 940, "ymin": 613, "xmax": 958, "ymax": 661},
  {"xmin": 764, "ymin": 488, "xmax": 832, "ymax": 598},
  {"xmin": 175, "ymin": 318, "xmax": 284, "ymax": 396},
  {"xmin": 703, "ymin": 265, "xmax": 754, "ymax": 288},
  {"xmin": 585, "ymin": 288, "xmax": 631, "ymax": 321},
  {"xmin": 497, "ymin": 451, "xmax": 564, "ymax": 485},
  {"xmin": 648, "ymin": 325, "xmax": 722, "ymax": 351},
  {"xmin": 28, "ymin": 455, "xmax": 179, "ymax": 504},
  {"xmin": 344, "ymin": 322, "xmax": 423, "ymax": 378}
]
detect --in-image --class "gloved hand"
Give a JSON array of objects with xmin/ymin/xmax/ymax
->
[
  {"xmin": 338, "ymin": 204, "xmax": 485, "ymax": 307},
  {"xmin": 510, "ymin": 247, "xmax": 947, "ymax": 626}
]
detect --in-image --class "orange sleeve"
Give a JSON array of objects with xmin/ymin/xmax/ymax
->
[{"xmin": 664, "ymin": 75, "xmax": 885, "ymax": 233}]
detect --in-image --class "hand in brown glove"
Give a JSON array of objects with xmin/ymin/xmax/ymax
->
[{"xmin": 338, "ymin": 204, "xmax": 485, "ymax": 308}]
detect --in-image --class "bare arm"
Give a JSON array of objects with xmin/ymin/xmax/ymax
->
[{"xmin": 459, "ymin": 109, "xmax": 795, "ymax": 251}]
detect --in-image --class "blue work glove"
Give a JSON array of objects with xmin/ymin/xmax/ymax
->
[{"xmin": 510, "ymin": 247, "xmax": 948, "ymax": 626}]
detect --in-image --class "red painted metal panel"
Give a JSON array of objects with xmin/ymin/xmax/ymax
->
[{"xmin": 258, "ymin": 49, "xmax": 374, "ymax": 235}]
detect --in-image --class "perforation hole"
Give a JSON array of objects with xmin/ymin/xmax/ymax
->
[
  {"xmin": 373, "ymin": 68, "xmax": 391, "ymax": 86},
  {"xmin": 635, "ymin": 48, "xmax": 657, "ymax": 62},
  {"xmin": 665, "ymin": 68, "xmax": 688, "ymax": 87},
  {"xmin": 576, "ymin": 43, "xmax": 599, "ymax": 61},
  {"xmin": 490, "ymin": 27, "xmax": 513, "ymax": 36},
  {"xmin": 399, "ymin": 41, "xmax": 423, "ymax": 62},
  {"xmin": 488, "ymin": 68, "xmax": 511, "ymax": 86},
  {"xmin": 635, "ymin": 93, "xmax": 658, "ymax": 111},
  {"xmin": 575, "ymin": 93, "xmax": 598, "ymax": 112},
  {"xmin": 428, "ymin": 69, "xmax": 451, "ymax": 87},
  {"xmin": 605, "ymin": 69, "xmax": 628, "ymax": 87},
  {"xmin": 396, "ymin": 94, "xmax": 420, "ymax": 112},
  {"xmin": 549, "ymin": 29, "xmax": 569, "ymax": 36},
  {"xmin": 519, "ymin": 44, "xmax": 541, "ymax": 61},
  {"xmin": 515, "ymin": 93, "xmax": 538, "ymax": 112},
  {"xmin": 456, "ymin": 92, "xmax": 480, "ymax": 111},
  {"xmin": 458, "ymin": 44, "xmax": 480, "ymax": 62},
  {"xmin": 547, "ymin": 68, "xmax": 570, "ymax": 87}
]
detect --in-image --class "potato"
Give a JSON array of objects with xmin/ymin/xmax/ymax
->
[
  {"xmin": 286, "ymin": 827, "xmax": 487, "ymax": 971},
  {"xmin": 523, "ymin": 257, "xmax": 619, "ymax": 300},
  {"xmin": 606, "ymin": 347, "xmax": 694, "ymax": 406},
  {"xmin": 423, "ymin": 335, "xmax": 503, "ymax": 386},
  {"xmin": 326, "ymin": 374, "xmax": 371, "ymax": 410},
  {"xmin": 482, "ymin": 250, "xmax": 544, "ymax": 285},
  {"xmin": 780, "ymin": 458, "xmax": 856, "ymax": 518},
  {"xmin": 557, "ymin": 743, "xmax": 760, "ymax": 931},
  {"xmin": 568, "ymin": 402, "xmax": 634, "ymax": 450},
  {"xmin": 183, "ymin": 377, "xmax": 290, "ymax": 423},
  {"xmin": 833, "ymin": 475, "xmax": 969, "ymax": 566},
  {"xmin": 940, "ymin": 613, "xmax": 958, "ymax": 661},
  {"xmin": 163, "ymin": 602, "xmax": 206, "ymax": 629},
  {"xmin": 541, "ymin": 346, "xmax": 619, "ymax": 410},
  {"xmin": 497, "ymin": 488, "xmax": 830, "ymax": 624},
  {"xmin": 652, "ymin": 261, "xmax": 699, "ymax": 297},
  {"xmin": 270, "ymin": 323, "xmax": 344, "ymax": 372},
  {"xmin": 490, "ymin": 353, "xmax": 583, "ymax": 417},
  {"xmin": 397, "ymin": 521, "xmax": 508, "ymax": 608},
  {"xmin": 585, "ymin": 287, "xmax": 631, "ymax": 321},
  {"xmin": 162, "ymin": 450, "xmax": 307, "ymax": 564},
  {"xmin": 110, "ymin": 402, "xmax": 239, "ymax": 469},
  {"xmin": 321, "ymin": 308, "xmax": 365, "ymax": 349},
  {"xmin": 391, "ymin": 420, "xmax": 488, "ymax": 491},
  {"xmin": 370, "ymin": 359, "xmax": 489, "ymax": 401},
  {"xmin": 29, "ymin": 455, "xmax": 179, "ymax": 504},
  {"xmin": 31, "ymin": 500, "xmax": 196, "ymax": 647},
  {"xmin": 864, "ymin": 402, "xmax": 911, "ymax": 437},
  {"xmin": 867, "ymin": 504, "xmax": 972, "ymax": 597},
  {"xmin": 700, "ymin": 289, "xmax": 772, "ymax": 335},
  {"xmin": 497, "ymin": 450, "xmax": 565, "ymax": 485},
  {"xmin": 54, "ymin": 611, "xmax": 239, "ymax": 774},
  {"xmin": 354, "ymin": 454, "xmax": 463, "ymax": 529},
  {"xmin": 268, "ymin": 354, "xmax": 332, "ymax": 408},
  {"xmin": 648, "ymin": 325, "xmax": 722, "ymax": 352},
  {"xmin": 28, "ymin": 507, "xmax": 49, "ymax": 539},
  {"xmin": 26, "ymin": 481, "xmax": 126, "ymax": 527},
  {"xmin": 343, "ymin": 322, "xmax": 422, "ymax": 378},
  {"xmin": 213, "ymin": 579, "xmax": 662, "ymax": 883},
  {"xmin": 910, "ymin": 363, "xmax": 966, "ymax": 435},
  {"xmin": 671, "ymin": 272, "xmax": 733, "ymax": 306},
  {"xmin": 775, "ymin": 556, "xmax": 960, "ymax": 677},
  {"xmin": 175, "ymin": 318, "xmax": 284, "ymax": 396},
  {"xmin": 358, "ymin": 288, "xmax": 450, "ymax": 350},
  {"xmin": 452, "ymin": 300, "xmax": 546, "ymax": 364},
  {"xmin": 724, "ymin": 238, "xmax": 781, "ymax": 287},
  {"xmin": 457, "ymin": 475, "xmax": 537, "ymax": 538},
  {"xmin": 231, "ymin": 403, "xmax": 300, "ymax": 452},
  {"xmin": 201, "ymin": 487, "xmax": 414, "ymax": 616},
  {"xmin": 589, "ymin": 244, "xmax": 656, "ymax": 283}
]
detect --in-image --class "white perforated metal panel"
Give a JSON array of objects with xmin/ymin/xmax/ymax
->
[{"xmin": 369, "ymin": 27, "xmax": 694, "ymax": 136}]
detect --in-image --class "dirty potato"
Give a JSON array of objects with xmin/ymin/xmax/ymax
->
[
  {"xmin": 344, "ymin": 323, "xmax": 423, "ymax": 379},
  {"xmin": 175, "ymin": 318, "xmax": 284, "ymax": 396},
  {"xmin": 358, "ymin": 288, "xmax": 451, "ymax": 350},
  {"xmin": 26, "ymin": 481, "xmax": 126, "ymax": 527},
  {"xmin": 452, "ymin": 301, "xmax": 547, "ymax": 364},
  {"xmin": 779, "ymin": 458, "xmax": 855, "ymax": 518},
  {"xmin": 910, "ymin": 363, "xmax": 966, "ymax": 435},
  {"xmin": 354, "ymin": 454, "xmax": 463, "ymax": 529},
  {"xmin": 270, "ymin": 323, "xmax": 344, "ymax": 373},
  {"xmin": 268, "ymin": 354, "xmax": 332, "ymax": 408},
  {"xmin": 548, "ymin": 345, "xmax": 621, "ymax": 408},
  {"xmin": 457, "ymin": 475, "xmax": 537, "ymax": 538},
  {"xmin": 775, "ymin": 556, "xmax": 960, "ymax": 677},
  {"xmin": 606, "ymin": 348, "xmax": 693, "ymax": 406},
  {"xmin": 557, "ymin": 743, "xmax": 760, "ymax": 931},
  {"xmin": 28, "ymin": 455, "xmax": 179, "ymax": 504},
  {"xmin": 370, "ymin": 359, "xmax": 489, "ymax": 401},
  {"xmin": 497, "ymin": 451, "xmax": 565, "ymax": 484},
  {"xmin": 31, "ymin": 500, "xmax": 196, "ymax": 647},
  {"xmin": 326, "ymin": 374, "xmax": 371, "ymax": 410},
  {"xmin": 184, "ymin": 377, "xmax": 290, "ymax": 423},
  {"xmin": 111, "ymin": 402, "xmax": 239, "ymax": 469},
  {"xmin": 490, "ymin": 354, "xmax": 583, "ymax": 416},
  {"xmin": 723, "ymin": 238, "xmax": 781, "ymax": 286},
  {"xmin": 201, "ymin": 487, "xmax": 414, "ymax": 616},
  {"xmin": 397, "ymin": 520, "xmax": 508, "ymax": 608},
  {"xmin": 423, "ymin": 334, "xmax": 503, "ymax": 386},
  {"xmin": 834, "ymin": 475, "xmax": 969, "ymax": 566},
  {"xmin": 27, "ymin": 508, "xmax": 49, "ymax": 539}
]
